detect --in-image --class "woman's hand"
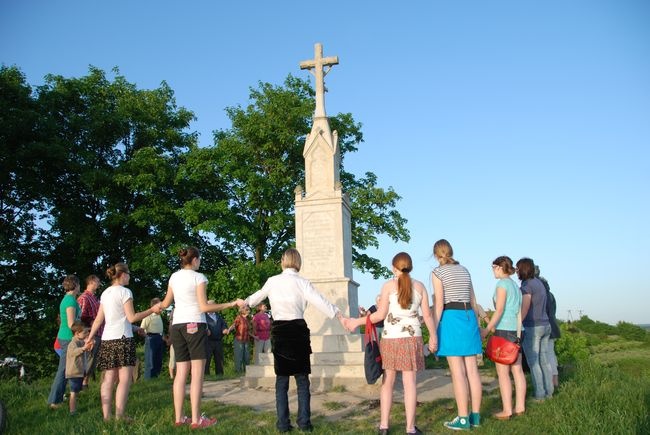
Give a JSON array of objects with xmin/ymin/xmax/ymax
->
[
  {"xmin": 428, "ymin": 334, "xmax": 438, "ymax": 354},
  {"xmin": 480, "ymin": 328, "xmax": 490, "ymax": 339}
]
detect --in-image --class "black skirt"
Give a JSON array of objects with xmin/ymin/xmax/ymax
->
[
  {"xmin": 271, "ymin": 319, "xmax": 311, "ymax": 376},
  {"xmin": 97, "ymin": 337, "xmax": 136, "ymax": 370}
]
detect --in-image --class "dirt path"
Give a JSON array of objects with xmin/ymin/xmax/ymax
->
[{"xmin": 203, "ymin": 369, "xmax": 497, "ymax": 420}]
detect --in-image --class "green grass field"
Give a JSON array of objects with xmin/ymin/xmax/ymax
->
[{"xmin": 1, "ymin": 333, "xmax": 649, "ymax": 434}]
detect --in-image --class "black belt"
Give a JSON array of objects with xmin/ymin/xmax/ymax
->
[
  {"xmin": 444, "ymin": 302, "xmax": 471, "ymax": 310},
  {"xmin": 146, "ymin": 333, "xmax": 162, "ymax": 336}
]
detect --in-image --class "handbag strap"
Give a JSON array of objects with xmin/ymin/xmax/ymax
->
[{"xmin": 365, "ymin": 315, "xmax": 378, "ymax": 344}]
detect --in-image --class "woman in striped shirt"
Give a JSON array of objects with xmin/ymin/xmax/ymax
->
[{"xmin": 432, "ymin": 239, "xmax": 483, "ymax": 431}]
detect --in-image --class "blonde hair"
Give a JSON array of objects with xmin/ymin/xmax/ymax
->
[
  {"xmin": 433, "ymin": 239, "xmax": 459, "ymax": 265},
  {"xmin": 393, "ymin": 252, "xmax": 414, "ymax": 309},
  {"xmin": 281, "ymin": 248, "xmax": 302, "ymax": 271}
]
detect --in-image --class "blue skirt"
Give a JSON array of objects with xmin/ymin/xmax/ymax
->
[{"xmin": 437, "ymin": 309, "xmax": 482, "ymax": 357}]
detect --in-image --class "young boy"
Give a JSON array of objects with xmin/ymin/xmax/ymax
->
[{"xmin": 65, "ymin": 321, "xmax": 94, "ymax": 415}]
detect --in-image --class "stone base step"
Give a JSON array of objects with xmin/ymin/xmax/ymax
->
[
  {"xmin": 257, "ymin": 351, "xmax": 364, "ymax": 366},
  {"xmin": 308, "ymin": 334, "xmax": 363, "ymax": 352},
  {"xmin": 243, "ymin": 334, "xmax": 369, "ymax": 391},
  {"xmin": 245, "ymin": 361, "xmax": 365, "ymax": 379},
  {"xmin": 241, "ymin": 374, "xmax": 375, "ymax": 391}
]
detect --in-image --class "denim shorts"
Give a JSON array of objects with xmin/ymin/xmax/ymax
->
[
  {"xmin": 68, "ymin": 377, "xmax": 83, "ymax": 393},
  {"xmin": 494, "ymin": 329, "xmax": 523, "ymax": 347}
]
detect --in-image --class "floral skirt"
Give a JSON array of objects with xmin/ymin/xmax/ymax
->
[
  {"xmin": 97, "ymin": 337, "xmax": 136, "ymax": 371},
  {"xmin": 380, "ymin": 336, "xmax": 424, "ymax": 371}
]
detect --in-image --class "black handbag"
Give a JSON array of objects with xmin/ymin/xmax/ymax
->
[{"xmin": 364, "ymin": 315, "xmax": 383, "ymax": 384}]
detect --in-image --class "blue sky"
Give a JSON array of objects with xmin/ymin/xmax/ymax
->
[{"xmin": 2, "ymin": 1, "xmax": 649, "ymax": 324}]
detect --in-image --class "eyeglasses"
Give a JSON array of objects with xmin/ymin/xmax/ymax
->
[{"xmin": 491, "ymin": 264, "xmax": 499, "ymax": 269}]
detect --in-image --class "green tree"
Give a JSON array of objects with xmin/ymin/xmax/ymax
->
[
  {"xmin": 1, "ymin": 67, "xmax": 409, "ymax": 377},
  {"xmin": 205, "ymin": 75, "xmax": 408, "ymax": 278},
  {"xmin": 0, "ymin": 66, "xmax": 60, "ymax": 375},
  {"xmin": 38, "ymin": 67, "xmax": 199, "ymax": 298}
]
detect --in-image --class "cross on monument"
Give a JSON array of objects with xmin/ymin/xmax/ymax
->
[{"xmin": 300, "ymin": 43, "xmax": 339, "ymax": 118}]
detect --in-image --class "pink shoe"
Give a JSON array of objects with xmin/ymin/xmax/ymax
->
[
  {"xmin": 190, "ymin": 416, "xmax": 217, "ymax": 429},
  {"xmin": 175, "ymin": 416, "xmax": 190, "ymax": 426}
]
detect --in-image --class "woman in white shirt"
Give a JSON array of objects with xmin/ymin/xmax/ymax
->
[
  {"xmin": 244, "ymin": 248, "xmax": 347, "ymax": 433},
  {"xmin": 87, "ymin": 262, "xmax": 157, "ymax": 422},
  {"xmin": 159, "ymin": 247, "xmax": 244, "ymax": 429}
]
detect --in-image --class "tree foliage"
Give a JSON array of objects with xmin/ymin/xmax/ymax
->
[
  {"xmin": 0, "ymin": 66, "xmax": 408, "ymax": 376},
  {"xmin": 209, "ymin": 75, "xmax": 409, "ymax": 275}
]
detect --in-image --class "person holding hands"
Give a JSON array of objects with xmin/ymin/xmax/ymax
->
[
  {"xmin": 432, "ymin": 239, "xmax": 483, "ymax": 430},
  {"xmin": 158, "ymin": 247, "xmax": 244, "ymax": 429},
  {"xmin": 346, "ymin": 252, "xmax": 436, "ymax": 435},
  {"xmin": 480, "ymin": 256, "xmax": 526, "ymax": 419},
  {"xmin": 242, "ymin": 248, "xmax": 348, "ymax": 433},
  {"xmin": 86, "ymin": 262, "xmax": 159, "ymax": 422}
]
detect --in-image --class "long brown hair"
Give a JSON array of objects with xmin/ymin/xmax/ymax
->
[{"xmin": 393, "ymin": 252, "xmax": 414, "ymax": 309}]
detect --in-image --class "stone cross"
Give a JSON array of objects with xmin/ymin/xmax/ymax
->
[{"xmin": 300, "ymin": 43, "xmax": 339, "ymax": 118}]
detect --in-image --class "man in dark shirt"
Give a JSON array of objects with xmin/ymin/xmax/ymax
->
[{"xmin": 205, "ymin": 300, "xmax": 229, "ymax": 376}]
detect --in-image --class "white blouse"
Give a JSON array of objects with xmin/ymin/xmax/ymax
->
[{"xmin": 245, "ymin": 269, "xmax": 340, "ymax": 321}]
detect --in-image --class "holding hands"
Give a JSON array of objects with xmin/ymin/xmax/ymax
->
[
  {"xmin": 341, "ymin": 316, "xmax": 364, "ymax": 332},
  {"xmin": 82, "ymin": 339, "xmax": 94, "ymax": 352},
  {"xmin": 151, "ymin": 303, "xmax": 163, "ymax": 315},
  {"xmin": 428, "ymin": 333, "xmax": 438, "ymax": 354}
]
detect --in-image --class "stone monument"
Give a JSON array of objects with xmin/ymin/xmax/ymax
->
[
  {"xmin": 295, "ymin": 43, "xmax": 357, "ymax": 334},
  {"xmin": 243, "ymin": 43, "xmax": 366, "ymax": 390}
]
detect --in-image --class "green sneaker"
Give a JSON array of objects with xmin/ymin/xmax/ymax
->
[
  {"xmin": 469, "ymin": 412, "xmax": 481, "ymax": 428},
  {"xmin": 444, "ymin": 416, "xmax": 470, "ymax": 431}
]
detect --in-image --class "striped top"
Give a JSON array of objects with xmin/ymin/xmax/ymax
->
[{"xmin": 432, "ymin": 264, "xmax": 473, "ymax": 304}]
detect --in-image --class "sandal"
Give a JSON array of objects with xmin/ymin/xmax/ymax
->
[
  {"xmin": 190, "ymin": 416, "xmax": 217, "ymax": 429},
  {"xmin": 175, "ymin": 416, "xmax": 190, "ymax": 426}
]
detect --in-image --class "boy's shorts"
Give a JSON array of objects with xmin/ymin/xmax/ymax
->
[
  {"xmin": 170, "ymin": 322, "xmax": 207, "ymax": 362},
  {"xmin": 68, "ymin": 377, "xmax": 83, "ymax": 393}
]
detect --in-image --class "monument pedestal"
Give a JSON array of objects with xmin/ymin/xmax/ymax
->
[
  {"xmin": 242, "ymin": 333, "xmax": 369, "ymax": 391},
  {"xmin": 242, "ymin": 43, "xmax": 369, "ymax": 392}
]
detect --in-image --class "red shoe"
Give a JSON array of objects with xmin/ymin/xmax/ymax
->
[
  {"xmin": 190, "ymin": 416, "xmax": 217, "ymax": 429},
  {"xmin": 175, "ymin": 416, "xmax": 190, "ymax": 426}
]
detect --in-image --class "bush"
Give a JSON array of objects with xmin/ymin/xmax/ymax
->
[
  {"xmin": 555, "ymin": 323, "xmax": 589, "ymax": 365},
  {"xmin": 615, "ymin": 321, "xmax": 650, "ymax": 342},
  {"xmin": 573, "ymin": 315, "xmax": 617, "ymax": 335}
]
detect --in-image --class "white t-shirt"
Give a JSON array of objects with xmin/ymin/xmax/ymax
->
[
  {"xmin": 100, "ymin": 285, "xmax": 134, "ymax": 340},
  {"xmin": 169, "ymin": 269, "xmax": 208, "ymax": 324}
]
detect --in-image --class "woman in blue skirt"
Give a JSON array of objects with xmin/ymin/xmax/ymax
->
[{"xmin": 432, "ymin": 239, "xmax": 483, "ymax": 430}]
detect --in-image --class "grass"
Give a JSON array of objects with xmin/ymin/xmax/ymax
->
[{"xmin": 1, "ymin": 344, "xmax": 649, "ymax": 434}]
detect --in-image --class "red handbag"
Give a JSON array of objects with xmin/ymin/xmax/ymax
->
[
  {"xmin": 485, "ymin": 335, "xmax": 520, "ymax": 365},
  {"xmin": 485, "ymin": 311, "xmax": 521, "ymax": 365}
]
